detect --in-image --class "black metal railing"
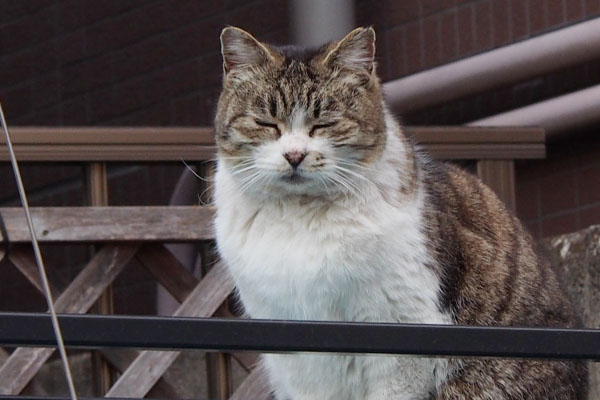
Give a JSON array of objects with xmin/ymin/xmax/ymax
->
[{"xmin": 1, "ymin": 312, "xmax": 599, "ymax": 360}]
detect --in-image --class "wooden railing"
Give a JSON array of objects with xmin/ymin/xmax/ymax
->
[{"xmin": 0, "ymin": 126, "xmax": 545, "ymax": 399}]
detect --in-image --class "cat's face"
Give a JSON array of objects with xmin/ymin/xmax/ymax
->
[{"xmin": 215, "ymin": 27, "xmax": 386, "ymax": 198}]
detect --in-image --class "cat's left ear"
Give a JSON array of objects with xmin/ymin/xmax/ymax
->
[
  {"xmin": 322, "ymin": 27, "xmax": 376, "ymax": 75},
  {"xmin": 220, "ymin": 26, "xmax": 277, "ymax": 74}
]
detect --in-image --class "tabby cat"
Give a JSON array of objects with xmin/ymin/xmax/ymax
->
[{"xmin": 213, "ymin": 26, "xmax": 588, "ymax": 400}]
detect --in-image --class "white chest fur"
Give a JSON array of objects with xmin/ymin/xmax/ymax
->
[{"xmin": 214, "ymin": 163, "xmax": 452, "ymax": 399}]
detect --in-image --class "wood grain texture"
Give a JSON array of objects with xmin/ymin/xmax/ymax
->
[
  {"xmin": 477, "ymin": 160, "xmax": 516, "ymax": 211},
  {"xmin": 8, "ymin": 245, "xmax": 66, "ymax": 294},
  {"xmin": 0, "ymin": 206, "xmax": 215, "ymax": 243},
  {"xmin": 105, "ymin": 262, "xmax": 234, "ymax": 398},
  {"xmin": 0, "ymin": 245, "xmax": 139, "ymax": 394},
  {"xmin": 100, "ymin": 349, "xmax": 179, "ymax": 398},
  {"xmin": 229, "ymin": 367, "xmax": 274, "ymax": 400},
  {"xmin": 136, "ymin": 244, "xmax": 199, "ymax": 303},
  {"xmin": 1, "ymin": 126, "xmax": 544, "ymax": 161}
]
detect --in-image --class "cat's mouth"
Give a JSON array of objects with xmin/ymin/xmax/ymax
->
[{"xmin": 282, "ymin": 172, "xmax": 307, "ymax": 184}]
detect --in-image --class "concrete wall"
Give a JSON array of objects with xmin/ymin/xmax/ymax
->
[{"xmin": 546, "ymin": 225, "xmax": 600, "ymax": 399}]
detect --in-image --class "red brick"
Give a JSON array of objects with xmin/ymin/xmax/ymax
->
[
  {"xmin": 0, "ymin": 50, "xmax": 35, "ymax": 85},
  {"xmin": 2, "ymin": 0, "xmax": 56, "ymax": 22},
  {"xmin": 421, "ymin": 0, "xmax": 455, "ymax": 16},
  {"xmin": 1, "ymin": 84, "xmax": 33, "ymax": 118},
  {"xmin": 541, "ymin": 211, "xmax": 579, "ymax": 237},
  {"xmin": 379, "ymin": 0, "xmax": 421, "ymax": 26},
  {"xmin": 60, "ymin": 96, "xmax": 89, "ymax": 125},
  {"xmin": 524, "ymin": 221, "xmax": 541, "ymax": 239},
  {"xmin": 31, "ymin": 72, "xmax": 60, "ymax": 109},
  {"xmin": 170, "ymin": 16, "xmax": 224, "ymax": 61},
  {"xmin": 88, "ymin": 88, "xmax": 116, "ymax": 123},
  {"xmin": 528, "ymin": 0, "xmax": 547, "ymax": 34},
  {"xmin": 110, "ymin": 101, "xmax": 172, "ymax": 126},
  {"xmin": 439, "ymin": 11, "xmax": 458, "ymax": 63},
  {"xmin": 60, "ymin": 62, "xmax": 88, "ymax": 97},
  {"xmin": 112, "ymin": 35, "xmax": 174, "ymax": 82},
  {"xmin": 578, "ymin": 166, "xmax": 600, "ymax": 205},
  {"xmin": 226, "ymin": 0, "xmax": 288, "ymax": 36},
  {"xmin": 57, "ymin": 0, "xmax": 85, "ymax": 31},
  {"xmin": 84, "ymin": 0, "xmax": 150, "ymax": 24},
  {"xmin": 422, "ymin": 16, "xmax": 440, "ymax": 68},
  {"xmin": 536, "ymin": 141, "xmax": 578, "ymax": 177},
  {"xmin": 510, "ymin": 0, "xmax": 529, "ymax": 40},
  {"xmin": 29, "ymin": 41, "xmax": 60, "ymax": 77},
  {"xmin": 473, "ymin": 0, "xmax": 492, "ymax": 51},
  {"xmin": 566, "ymin": 0, "xmax": 584, "ymax": 21},
  {"xmin": 86, "ymin": 55, "xmax": 114, "ymax": 92},
  {"xmin": 405, "ymin": 21, "xmax": 423, "ymax": 74},
  {"xmin": 387, "ymin": 28, "xmax": 408, "ymax": 79},
  {"xmin": 85, "ymin": 12, "xmax": 154, "ymax": 57},
  {"xmin": 456, "ymin": 5, "xmax": 475, "ymax": 56},
  {"xmin": 545, "ymin": 0, "xmax": 566, "ymax": 28},
  {"xmin": 516, "ymin": 180, "xmax": 540, "ymax": 221},
  {"xmin": 492, "ymin": 0, "xmax": 511, "ymax": 46},
  {"xmin": 0, "ymin": 5, "xmax": 57, "ymax": 54},
  {"xmin": 168, "ymin": 59, "xmax": 201, "ymax": 97},
  {"xmin": 584, "ymin": 0, "xmax": 600, "ymax": 15},
  {"xmin": 56, "ymin": 30, "xmax": 87, "ymax": 66},
  {"xmin": 540, "ymin": 172, "xmax": 577, "ymax": 215},
  {"xmin": 579, "ymin": 204, "xmax": 600, "ymax": 229},
  {"xmin": 142, "ymin": 0, "xmax": 226, "ymax": 33}
]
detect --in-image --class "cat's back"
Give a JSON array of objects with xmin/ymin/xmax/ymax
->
[{"xmin": 422, "ymin": 160, "xmax": 578, "ymax": 328}]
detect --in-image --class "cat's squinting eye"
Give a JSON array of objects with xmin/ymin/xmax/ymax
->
[
  {"xmin": 309, "ymin": 122, "xmax": 336, "ymax": 137},
  {"xmin": 255, "ymin": 120, "xmax": 281, "ymax": 136}
]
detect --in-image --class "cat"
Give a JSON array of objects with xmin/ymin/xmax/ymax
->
[{"xmin": 213, "ymin": 26, "xmax": 588, "ymax": 400}]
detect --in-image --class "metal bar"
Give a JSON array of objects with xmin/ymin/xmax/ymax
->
[
  {"xmin": 383, "ymin": 17, "xmax": 600, "ymax": 113},
  {"xmin": 0, "ymin": 397, "xmax": 184, "ymax": 400},
  {"xmin": 1, "ymin": 313, "xmax": 599, "ymax": 360}
]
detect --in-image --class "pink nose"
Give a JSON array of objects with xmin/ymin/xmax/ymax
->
[{"xmin": 283, "ymin": 151, "xmax": 306, "ymax": 168}]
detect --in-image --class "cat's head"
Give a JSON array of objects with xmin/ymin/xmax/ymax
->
[{"xmin": 215, "ymin": 26, "xmax": 386, "ymax": 198}]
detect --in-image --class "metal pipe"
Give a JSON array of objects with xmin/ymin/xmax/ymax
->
[
  {"xmin": 290, "ymin": 0, "xmax": 355, "ymax": 47},
  {"xmin": 468, "ymin": 84, "xmax": 600, "ymax": 139},
  {"xmin": 383, "ymin": 17, "xmax": 600, "ymax": 114}
]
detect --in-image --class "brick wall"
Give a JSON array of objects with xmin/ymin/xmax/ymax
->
[
  {"xmin": 356, "ymin": 0, "xmax": 600, "ymax": 238},
  {"xmin": 0, "ymin": 0, "xmax": 290, "ymax": 313},
  {"xmin": 2, "ymin": 1, "xmax": 600, "ymax": 314}
]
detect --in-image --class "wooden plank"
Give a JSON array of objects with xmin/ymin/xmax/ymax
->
[
  {"xmin": 105, "ymin": 261, "xmax": 235, "ymax": 398},
  {"xmin": 477, "ymin": 160, "xmax": 516, "ymax": 212},
  {"xmin": 1, "ymin": 126, "xmax": 545, "ymax": 161},
  {"xmin": 229, "ymin": 367, "xmax": 274, "ymax": 400},
  {"xmin": 404, "ymin": 126, "xmax": 545, "ymax": 143},
  {"xmin": 424, "ymin": 143, "xmax": 545, "ymax": 159},
  {"xmin": 231, "ymin": 352, "xmax": 259, "ymax": 373},
  {"xmin": 0, "ymin": 206, "xmax": 215, "ymax": 243},
  {"xmin": 100, "ymin": 349, "xmax": 179, "ymax": 398},
  {"xmin": 8, "ymin": 245, "xmax": 66, "ymax": 294},
  {"xmin": 0, "ymin": 244, "xmax": 139, "ymax": 395},
  {"xmin": 84, "ymin": 162, "xmax": 115, "ymax": 394},
  {"xmin": 136, "ymin": 244, "xmax": 199, "ymax": 303}
]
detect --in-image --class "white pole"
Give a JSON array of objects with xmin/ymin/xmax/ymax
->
[
  {"xmin": 384, "ymin": 17, "xmax": 600, "ymax": 114},
  {"xmin": 468, "ymin": 84, "xmax": 600, "ymax": 139}
]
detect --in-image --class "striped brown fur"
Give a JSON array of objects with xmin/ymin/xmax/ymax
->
[
  {"xmin": 422, "ymin": 160, "xmax": 588, "ymax": 399},
  {"xmin": 214, "ymin": 26, "xmax": 588, "ymax": 399}
]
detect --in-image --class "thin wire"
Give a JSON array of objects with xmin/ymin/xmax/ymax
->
[{"xmin": 0, "ymin": 102, "xmax": 78, "ymax": 400}]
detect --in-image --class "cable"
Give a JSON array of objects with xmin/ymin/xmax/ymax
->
[{"xmin": 0, "ymin": 102, "xmax": 78, "ymax": 400}]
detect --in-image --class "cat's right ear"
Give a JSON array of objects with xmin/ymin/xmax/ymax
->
[{"xmin": 220, "ymin": 27, "xmax": 275, "ymax": 75}]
